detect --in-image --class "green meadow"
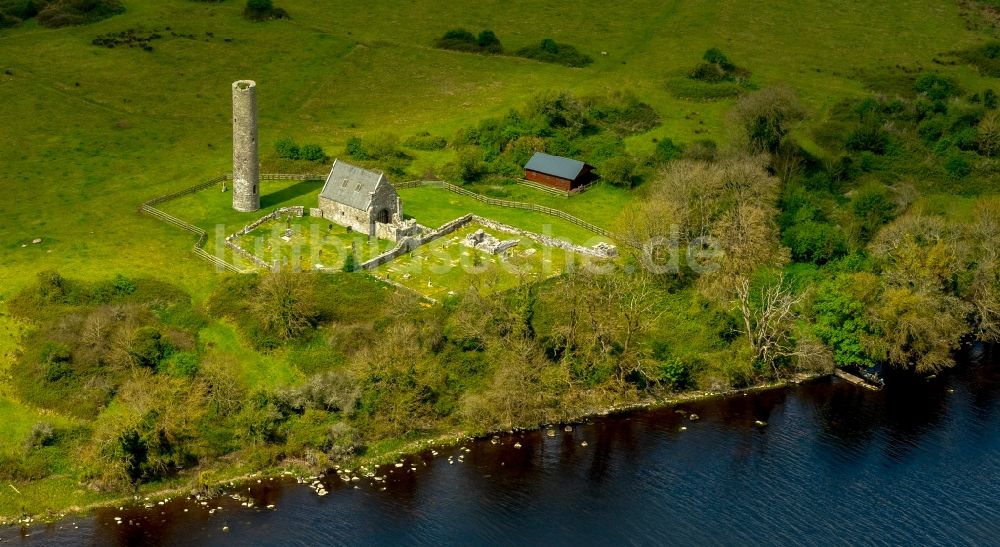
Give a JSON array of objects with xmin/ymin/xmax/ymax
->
[
  {"xmin": 1, "ymin": 0, "xmax": 998, "ymax": 520},
  {"xmin": 372, "ymin": 222, "xmax": 586, "ymax": 300},
  {"xmin": 1, "ymin": 0, "xmax": 990, "ymax": 295}
]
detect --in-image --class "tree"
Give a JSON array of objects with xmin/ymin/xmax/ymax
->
[
  {"xmin": 652, "ymin": 138, "xmax": 683, "ymax": 164},
  {"xmin": 867, "ymin": 214, "xmax": 972, "ymax": 372},
  {"xmin": 300, "ymin": 144, "xmax": 326, "ymax": 162},
  {"xmin": 914, "ymin": 73, "xmax": 960, "ymax": 101},
  {"xmin": 342, "ymin": 248, "xmax": 357, "ymax": 273},
  {"xmin": 867, "ymin": 286, "xmax": 969, "ymax": 373},
  {"xmin": 251, "ymin": 271, "xmax": 319, "ymax": 342},
  {"xmin": 504, "ymin": 135, "xmax": 546, "ymax": 166},
  {"xmin": 275, "ymin": 137, "xmax": 300, "ymax": 160},
  {"xmin": 733, "ymin": 275, "xmax": 803, "ymax": 378},
  {"xmin": 968, "ymin": 197, "xmax": 1000, "ymax": 342},
  {"xmin": 731, "ymin": 87, "xmax": 805, "ymax": 154},
  {"xmin": 852, "ymin": 185, "xmax": 897, "ymax": 242},
  {"xmin": 977, "ymin": 112, "xmax": 1000, "ymax": 157},
  {"xmin": 812, "ymin": 273, "xmax": 881, "ymax": 369},
  {"xmin": 453, "ymin": 145, "xmax": 486, "ymax": 182},
  {"xmin": 599, "ymin": 155, "xmax": 636, "ymax": 187},
  {"xmin": 129, "ymin": 326, "xmax": 166, "ymax": 369}
]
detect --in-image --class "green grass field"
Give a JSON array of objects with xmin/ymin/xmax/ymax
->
[
  {"xmin": 2, "ymin": 0, "xmax": 991, "ymax": 297},
  {"xmin": 1, "ymin": 0, "xmax": 998, "ymax": 520},
  {"xmin": 242, "ymin": 216, "xmax": 394, "ymax": 271},
  {"xmin": 372, "ymin": 222, "xmax": 586, "ymax": 300},
  {"xmin": 398, "ymin": 186, "xmax": 613, "ymax": 246}
]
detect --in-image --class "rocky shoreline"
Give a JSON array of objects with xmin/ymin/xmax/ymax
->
[{"xmin": 0, "ymin": 371, "xmax": 830, "ymax": 528}]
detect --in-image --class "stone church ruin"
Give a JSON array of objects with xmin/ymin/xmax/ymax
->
[{"xmin": 313, "ymin": 159, "xmax": 417, "ymax": 241}]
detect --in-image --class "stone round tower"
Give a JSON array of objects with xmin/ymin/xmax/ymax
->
[{"xmin": 232, "ymin": 80, "xmax": 260, "ymax": 212}]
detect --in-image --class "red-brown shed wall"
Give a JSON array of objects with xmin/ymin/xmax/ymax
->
[{"xmin": 525, "ymin": 170, "xmax": 574, "ymax": 191}]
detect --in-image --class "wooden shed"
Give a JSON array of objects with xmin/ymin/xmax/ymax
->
[{"xmin": 523, "ymin": 152, "xmax": 593, "ymax": 191}]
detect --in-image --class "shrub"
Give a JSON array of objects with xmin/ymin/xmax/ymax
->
[
  {"xmin": 586, "ymin": 91, "xmax": 660, "ymax": 136},
  {"xmin": 598, "ymin": 155, "xmax": 637, "ymax": 187},
  {"xmin": 0, "ymin": 11, "xmax": 21, "ymax": 28},
  {"xmin": 300, "ymin": 144, "xmax": 327, "ymax": 162},
  {"xmin": 504, "ymin": 135, "xmax": 545, "ymax": 166},
  {"xmin": 944, "ymin": 152, "xmax": 972, "ymax": 179},
  {"xmin": 342, "ymin": 250, "xmax": 357, "ymax": 273},
  {"xmin": 40, "ymin": 341, "xmax": 73, "ymax": 382},
  {"xmin": 476, "ymin": 30, "xmax": 502, "ymax": 53},
  {"xmin": 703, "ymin": 47, "xmax": 733, "ymax": 68},
  {"xmin": 958, "ymin": 41, "xmax": 1000, "ymax": 78},
  {"xmin": 658, "ymin": 358, "xmax": 690, "ymax": 390},
  {"xmin": 682, "ymin": 139, "xmax": 718, "ymax": 161},
  {"xmin": 515, "ymin": 39, "xmax": 593, "ymax": 67},
  {"xmin": 917, "ymin": 116, "xmax": 947, "ymax": 144},
  {"xmin": 403, "ymin": 132, "xmax": 447, "ymax": 151},
  {"xmin": 979, "ymin": 112, "xmax": 1000, "ymax": 156},
  {"xmin": 345, "ymin": 137, "xmax": 365, "ymax": 159},
  {"xmin": 91, "ymin": 273, "xmax": 137, "ymax": 303},
  {"xmin": 914, "ymin": 73, "xmax": 960, "ymax": 101},
  {"xmin": 275, "ymin": 137, "xmax": 300, "ymax": 160},
  {"xmin": 279, "ymin": 371, "xmax": 360, "ymax": 413},
  {"xmin": 731, "ymin": 86, "xmax": 805, "ymax": 154},
  {"xmin": 782, "ymin": 221, "xmax": 848, "ymax": 264},
  {"xmin": 243, "ymin": 0, "xmax": 288, "ymax": 21},
  {"xmin": 345, "ymin": 133, "xmax": 402, "ymax": 161},
  {"xmin": 952, "ymin": 127, "xmax": 979, "ymax": 151},
  {"xmin": 434, "ymin": 28, "xmax": 478, "ymax": 51},
  {"xmin": 688, "ymin": 48, "xmax": 749, "ymax": 83},
  {"xmin": 36, "ymin": 270, "xmax": 67, "ymax": 301},
  {"xmin": 852, "ymin": 185, "xmax": 896, "ymax": 241},
  {"xmin": 24, "ymin": 422, "xmax": 56, "ymax": 451},
  {"xmin": 689, "ymin": 62, "xmax": 729, "ymax": 83},
  {"xmin": 130, "ymin": 326, "xmax": 167, "ymax": 369},
  {"xmin": 161, "ymin": 351, "xmax": 199, "ymax": 378},
  {"xmin": 984, "ymin": 89, "xmax": 998, "ymax": 110},
  {"xmin": 651, "ymin": 138, "xmax": 683, "ymax": 164},
  {"xmin": 235, "ymin": 392, "xmax": 285, "ymax": 445},
  {"xmin": 453, "ymin": 145, "xmax": 487, "ymax": 182},
  {"xmin": 32, "ymin": 0, "xmax": 125, "ymax": 28},
  {"xmin": 845, "ymin": 123, "xmax": 889, "ymax": 154}
]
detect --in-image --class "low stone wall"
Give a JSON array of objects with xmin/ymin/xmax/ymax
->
[
  {"xmin": 470, "ymin": 215, "xmax": 617, "ymax": 259},
  {"xmin": 225, "ymin": 206, "xmax": 308, "ymax": 270},
  {"xmin": 416, "ymin": 214, "xmax": 474, "ymax": 245},
  {"xmin": 227, "ymin": 240, "xmax": 271, "ymax": 270},
  {"xmin": 359, "ymin": 214, "xmax": 475, "ymax": 270},
  {"xmin": 359, "ymin": 213, "xmax": 616, "ymax": 271},
  {"xmin": 229, "ymin": 206, "xmax": 306, "ymax": 238}
]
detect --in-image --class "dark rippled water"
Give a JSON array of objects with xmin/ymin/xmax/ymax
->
[{"xmin": 4, "ymin": 346, "xmax": 999, "ymax": 546}]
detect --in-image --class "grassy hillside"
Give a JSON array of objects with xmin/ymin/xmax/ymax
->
[{"xmin": 1, "ymin": 0, "xmax": 993, "ymax": 295}]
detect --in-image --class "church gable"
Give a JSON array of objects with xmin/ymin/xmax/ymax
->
[{"xmin": 319, "ymin": 159, "xmax": 386, "ymax": 212}]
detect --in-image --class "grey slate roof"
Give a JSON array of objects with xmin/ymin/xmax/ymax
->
[
  {"xmin": 319, "ymin": 159, "xmax": 386, "ymax": 211},
  {"xmin": 524, "ymin": 152, "xmax": 587, "ymax": 180}
]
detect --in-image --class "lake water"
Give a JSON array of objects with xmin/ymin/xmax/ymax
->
[{"xmin": 4, "ymin": 346, "xmax": 999, "ymax": 546}]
